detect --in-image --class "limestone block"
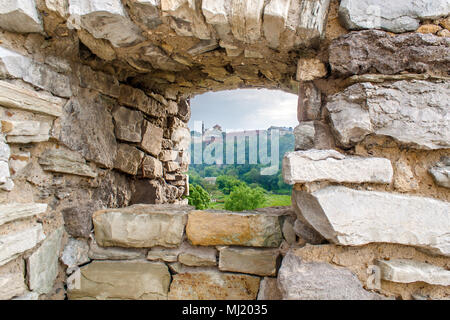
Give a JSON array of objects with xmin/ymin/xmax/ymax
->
[
  {"xmin": 278, "ymin": 251, "xmax": 384, "ymax": 300},
  {"xmin": 141, "ymin": 155, "xmax": 163, "ymax": 179},
  {"xmin": 114, "ymin": 144, "xmax": 144, "ymax": 175},
  {"xmin": 292, "ymin": 186, "xmax": 450, "ymax": 256},
  {"xmin": 112, "ymin": 106, "xmax": 143, "ymax": 143},
  {"xmin": 12, "ymin": 291, "xmax": 39, "ymax": 300},
  {"xmin": 27, "ymin": 228, "xmax": 63, "ymax": 294},
  {"xmin": 283, "ymin": 150, "xmax": 393, "ymax": 184},
  {"xmin": 230, "ymin": 0, "xmax": 265, "ymax": 43},
  {"xmin": 0, "ymin": 224, "xmax": 45, "ymax": 266},
  {"xmin": 67, "ymin": 261, "xmax": 171, "ymax": 300},
  {"xmin": 297, "ymin": 81, "xmax": 321, "ymax": 122},
  {"xmin": 119, "ymin": 85, "xmax": 163, "ymax": 117},
  {"xmin": 159, "ymin": 150, "xmax": 178, "ymax": 161},
  {"xmin": 296, "ymin": 58, "xmax": 327, "ymax": 81},
  {"xmin": 61, "ymin": 238, "xmax": 90, "ymax": 275},
  {"xmin": 171, "ymin": 126, "xmax": 190, "ymax": 151},
  {"xmin": 127, "ymin": 0, "xmax": 162, "ymax": 30},
  {"xmin": 141, "ymin": 121, "xmax": 164, "ymax": 156},
  {"xmin": 339, "ymin": 0, "xmax": 450, "ymax": 33},
  {"xmin": 88, "ymin": 237, "xmax": 145, "ymax": 260},
  {"xmin": 218, "ymin": 247, "xmax": 279, "ymax": 276},
  {"xmin": 0, "ymin": 0, "xmax": 43, "ymax": 33},
  {"xmin": 326, "ymin": 81, "xmax": 450, "ymax": 149},
  {"xmin": 62, "ymin": 205, "xmax": 95, "ymax": 239},
  {"xmin": 77, "ymin": 65, "xmax": 120, "ymax": 98},
  {"xmin": 329, "ymin": 30, "xmax": 450, "ymax": 77},
  {"xmin": 168, "ymin": 270, "xmax": 260, "ymax": 300},
  {"xmin": 93, "ymin": 204, "xmax": 189, "ymax": 248},
  {"xmin": 77, "ymin": 29, "xmax": 117, "ymax": 61},
  {"xmin": 2, "ymin": 120, "xmax": 51, "ymax": 144},
  {"xmin": 178, "ymin": 243, "xmax": 217, "ymax": 267},
  {"xmin": 257, "ymin": 277, "xmax": 282, "ymax": 300},
  {"xmin": 68, "ymin": 0, "xmax": 145, "ymax": 47},
  {"xmin": 38, "ymin": 148, "xmax": 97, "ymax": 178},
  {"xmin": 296, "ymin": 0, "xmax": 330, "ymax": 46},
  {"xmin": 0, "ymin": 203, "xmax": 47, "ymax": 226},
  {"xmin": 147, "ymin": 246, "xmax": 180, "ymax": 263},
  {"xmin": 377, "ymin": 259, "xmax": 450, "ymax": 286},
  {"xmin": 0, "ymin": 269, "xmax": 27, "ymax": 300},
  {"xmin": 186, "ymin": 210, "xmax": 282, "ymax": 247},
  {"xmin": 429, "ymin": 157, "xmax": 450, "ymax": 189},
  {"xmin": 0, "ymin": 80, "xmax": 64, "ymax": 117},
  {"xmin": 186, "ymin": 39, "xmax": 219, "ymax": 56},
  {"xmin": 202, "ymin": 0, "xmax": 228, "ymax": 26},
  {"xmin": 293, "ymin": 121, "xmax": 315, "ymax": 150},
  {"xmin": 263, "ymin": 0, "xmax": 291, "ymax": 49}
]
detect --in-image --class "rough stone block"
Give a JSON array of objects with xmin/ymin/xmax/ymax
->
[
  {"xmin": 0, "ymin": 203, "xmax": 47, "ymax": 226},
  {"xmin": 283, "ymin": 149, "xmax": 393, "ymax": 184},
  {"xmin": 67, "ymin": 261, "xmax": 170, "ymax": 300},
  {"xmin": 0, "ymin": 264, "xmax": 27, "ymax": 300},
  {"xmin": 38, "ymin": 148, "xmax": 97, "ymax": 178},
  {"xmin": 0, "ymin": 0, "xmax": 43, "ymax": 33},
  {"xmin": 141, "ymin": 155, "xmax": 163, "ymax": 178},
  {"xmin": 218, "ymin": 247, "xmax": 279, "ymax": 276},
  {"xmin": 112, "ymin": 106, "xmax": 143, "ymax": 143},
  {"xmin": 429, "ymin": 157, "xmax": 450, "ymax": 189},
  {"xmin": 114, "ymin": 143, "xmax": 144, "ymax": 175},
  {"xmin": 141, "ymin": 121, "xmax": 164, "ymax": 156},
  {"xmin": 257, "ymin": 277, "xmax": 282, "ymax": 300},
  {"xmin": 186, "ymin": 210, "xmax": 282, "ymax": 247},
  {"xmin": 296, "ymin": 58, "xmax": 327, "ymax": 81},
  {"xmin": 168, "ymin": 270, "xmax": 260, "ymax": 300},
  {"xmin": 61, "ymin": 205, "xmax": 95, "ymax": 239},
  {"xmin": 326, "ymin": 81, "xmax": 450, "ymax": 149},
  {"xmin": 292, "ymin": 186, "xmax": 450, "ymax": 256},
  {"xmin": 93, "ymin": 204, "xmax": 189, "ymax": 248}
]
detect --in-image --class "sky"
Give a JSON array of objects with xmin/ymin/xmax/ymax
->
[{"xmin": 188, "ymin": 89, "xmax": 298, "ymax": 132}]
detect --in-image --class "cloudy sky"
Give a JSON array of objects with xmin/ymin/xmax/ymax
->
[{"xmin": 188, "ymin": 89, "xmax": 298, "ymax": 132}]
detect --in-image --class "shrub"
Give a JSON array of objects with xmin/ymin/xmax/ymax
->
[
  {"xmin": 186, "ymin": 184, "xmax": 210, "ymax": 209},
  {"xmin": 216, "ymin": 175, "xmax": 245, "ymax": 194},
  {"xmin": 224, "ymin": 185, "xmax": 266, "ymax": 211}
]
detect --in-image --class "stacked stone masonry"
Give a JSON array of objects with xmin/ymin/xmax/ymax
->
[{"xmin": 0, "ymin": 0, "xmax": 448, "ymax": 300}]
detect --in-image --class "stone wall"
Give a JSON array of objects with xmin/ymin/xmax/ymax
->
[{"xmin": 0, "ymin": 0, "xmax": 448, "ymax": 300}]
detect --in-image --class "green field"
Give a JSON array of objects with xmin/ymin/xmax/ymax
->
[{"xmin": 207, "ymin": 193, "xmax": 291, "ymax": 210}]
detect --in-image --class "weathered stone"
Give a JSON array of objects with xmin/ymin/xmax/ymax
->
[
  {"xmin": 27, "ymin": 228, "xmax": 63, "ymax": 294},
  {"xmin": 77, "ymin": 65, "xmax": 120, "ymax": 98},
  {"xmin": 168, "ymin": 270, "xmax": 260, "ymax": 300},
  {"xmin": 127, "ymin": 0, "xmax": 162, "ymax": 30},
  {"xmin": 339, "ymin": 0, "xmax": 450, "ymax": 33},
  {"xmin": 12, "ymin": 291, "xmax": 39, "ymax": 300},
  {"xmin": 130, "ymin": 179, "xmax": 166, "ymax": 204},
  {"xmin": 278, "ymin": 251, "xmax": 384, "ymax": 300},
  {"xmin": 0, "ymin": 268, "xmax": 27, "ymax": 300},
  {"xmin": 201, "ymin": 0, "xmax": 229, "ymax": 39},
  {"xmin": 377, "ymin": 259, "xmax": 450, "ymax": 286},
  {"xmin": 165, "ymin": 161, "xmax": 180, "ymax": 172},
  {"xmin": 329, "ymin": 30, "xmax": 450, "ymax": 77},
  {"xmin": 293, "ymin": 121, "xmax": 315, "ymax": 150},
  {"xmin": 0, "ymin": 203, "xmax": 47, "ymax": 226},
  {"xmin": 178, "ymin": 243, "xmax": 217, "ymax": 267},
  {"xmin": 186, "ymin": 39, "xmax": 219, "ymax": 56},
  {"xmin": 263, "ymin": 0, "xmax": 290, "ymax": 49},
  {"xmin": 67, "ymin": 261, "xmax": 170, "ymax": 300},
  {"xmin": 297, "ymin": 82, "xmax": 321, "ymax": 122},
  {"xmin": 186, "ymin": 210, "xmax": 282, "ymax": 247},
  {"xmin": 0, "ymin": 80, "xmax": 64, "ymax": 117},
  {"xmin": 62, "ymin": 205, "xmax": 95, "ymax": 239},
  {"xmin": 118, "ymin": 85, "xmax": 164, "ymax": 117},
  {"xmin": 293, "ymin": 186, "xmax": 450, "ymax": 256},
  {"xmin": 114, "ymin": 143, "xmax": 144, "ymax": 175},
  {"xmin": 93, "ymin": 204, "xmax": 188, "ymax": 248},
  {"xmin": 171, "ymin": 126, "xmax": 190, "ymax": 151},
  {"xmin": 219, "ymin": 247, "xmax": 279, "ymax": 276},
  {"xmin": 112, "ymin": 106, "xmax": 143, "ymax": 143},
  {"xmin": 77, "ymin": 29, "xmax": 117, "ymax": 61},
  {"xmin": 257, "ymin": 277, "xmax": 282, "ymax": 300},
  {"xmin": 147, "ymin": 246, "xmax": 179, "ymax": 263},
  {"xmin": 230, "ymin": 0, "xmax": 264, "ymax": 43},
  {"xmin": 88, "ymin": 237, "xmax": 145, "ymax": 260},
  {"xmin": 140, "ymin": 121, "xmax": 164, "ymax": 156},
  {"xmin": 38, "ymin": 148, "xmax": 97, "ymax": 178},
  {"xmin": 141, "ymin": 155, "xmax": 163, "ymax": 178},
  {"xmin": 59, "ymin": 89, "xmax": 117, "ymax": 168},
  {"xmin": 282, "ymin": 217, "xmax": 296, "ymax": 245},
  {"xmin": 326, "ymin": 81, "xmax": 450, "ymax": 149},
  {"xmin": 296, "ymin": 58, "xmax": 327, "ymax": 81},
  {"xmin": 159, "ymin": 150, "xmax": 178, "ymax": 162},
  {"xmin": 61, "ymin": 238, "xmax": 90, "ymax": 275},
  {"xmin": 2, "ymin": 120, "xmax": 51, "ymax": 143},
  {"xmin": 68, "ymin": 0, "xmax": 145, "ymax": 47},
  {"xmin": 429, "ymin": 157, "xmax": 450, "ymax": 189},
  {"xmin": 295, "ymin": 0, "xmax": 330, "ymax": 47},
  {"xmin": 283, "ymin": 150, "xmax": 393, "ymax": 184},
  {"xmin": 417, "ymin": 24, "xmax": 443, "ymax": 35},
  {"xmin": 0, "ymin": 224, "xmax": 45, "ymax": 266},
  {"xmin": 0, "ymin": 0, "xmax": 43, "ymax": 33}
]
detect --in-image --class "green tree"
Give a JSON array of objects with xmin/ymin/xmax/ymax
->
[
  {"xmin": 186, "ymin": 184, "xmax": 210, "ymax": 209},
  {"xmin": 216, "ymin": 175, "xmax": 245, "ymax": 194},
  {"xmin": 224, "ymin": 185, "xmax": 266, "ymax": 211}
]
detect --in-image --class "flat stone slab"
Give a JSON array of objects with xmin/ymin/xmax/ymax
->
[
  {"xmin": 0, "ymin": 224, "xmax": 45, "ymax": 266},
  {"xmin": 293, "ymin": 186, "xmax": 450, "ymax": 256},
  {"xmin": 326, "ymin": 80, "xmax": 450, "ymax": 149},
  {"xmin": 218, "ymin": 247, "xmax": 279, "ymax": 276},
  {"xmin": 339, "ymin": 0, "xmax": 450, "ymax": 33},
  {"xmin": 186, "ymin": 210, "xmax": 282, "ymax": 247},
  {"xmin": 0, "ymin": 202, "xmax": 47, "ymax": 226},
  {"xmin": 0, "ymin": 0, "xmax": 43, "ymax": 33},
  {"xmin": 88, "ymin": 237, "xmax": 145, "ymax": 260},
  {"xmin": 168, "ymin": 270, "xmax": 260, "ymax": 300},
  {"xmin": 38, "ymin": 149, "xmax": 97, "ymax": 178},
  {"xmin": 67, "ymin": 260, "xmax": 170, "ymax": 300},
  {"xmin": 278, "ymin": 251, "xmax": 385, "ymax": 300},
  {"xmin": 27, "ymin": 228, "xmax": 63, "ymax": 294},
  {"xmin": 0, "ymin": 266, "xmax": 27, "ymax": 300},
  {"xmin": 283, "ymin": 149, "xmax": 393, "ymax": 185},
  {"xmin": 377, "ymin": 259, "xmax": 450, "ymax": 286},
  {"xmin": 93, "ymin": 204, "xmax": 189, "ymax": 248}
]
